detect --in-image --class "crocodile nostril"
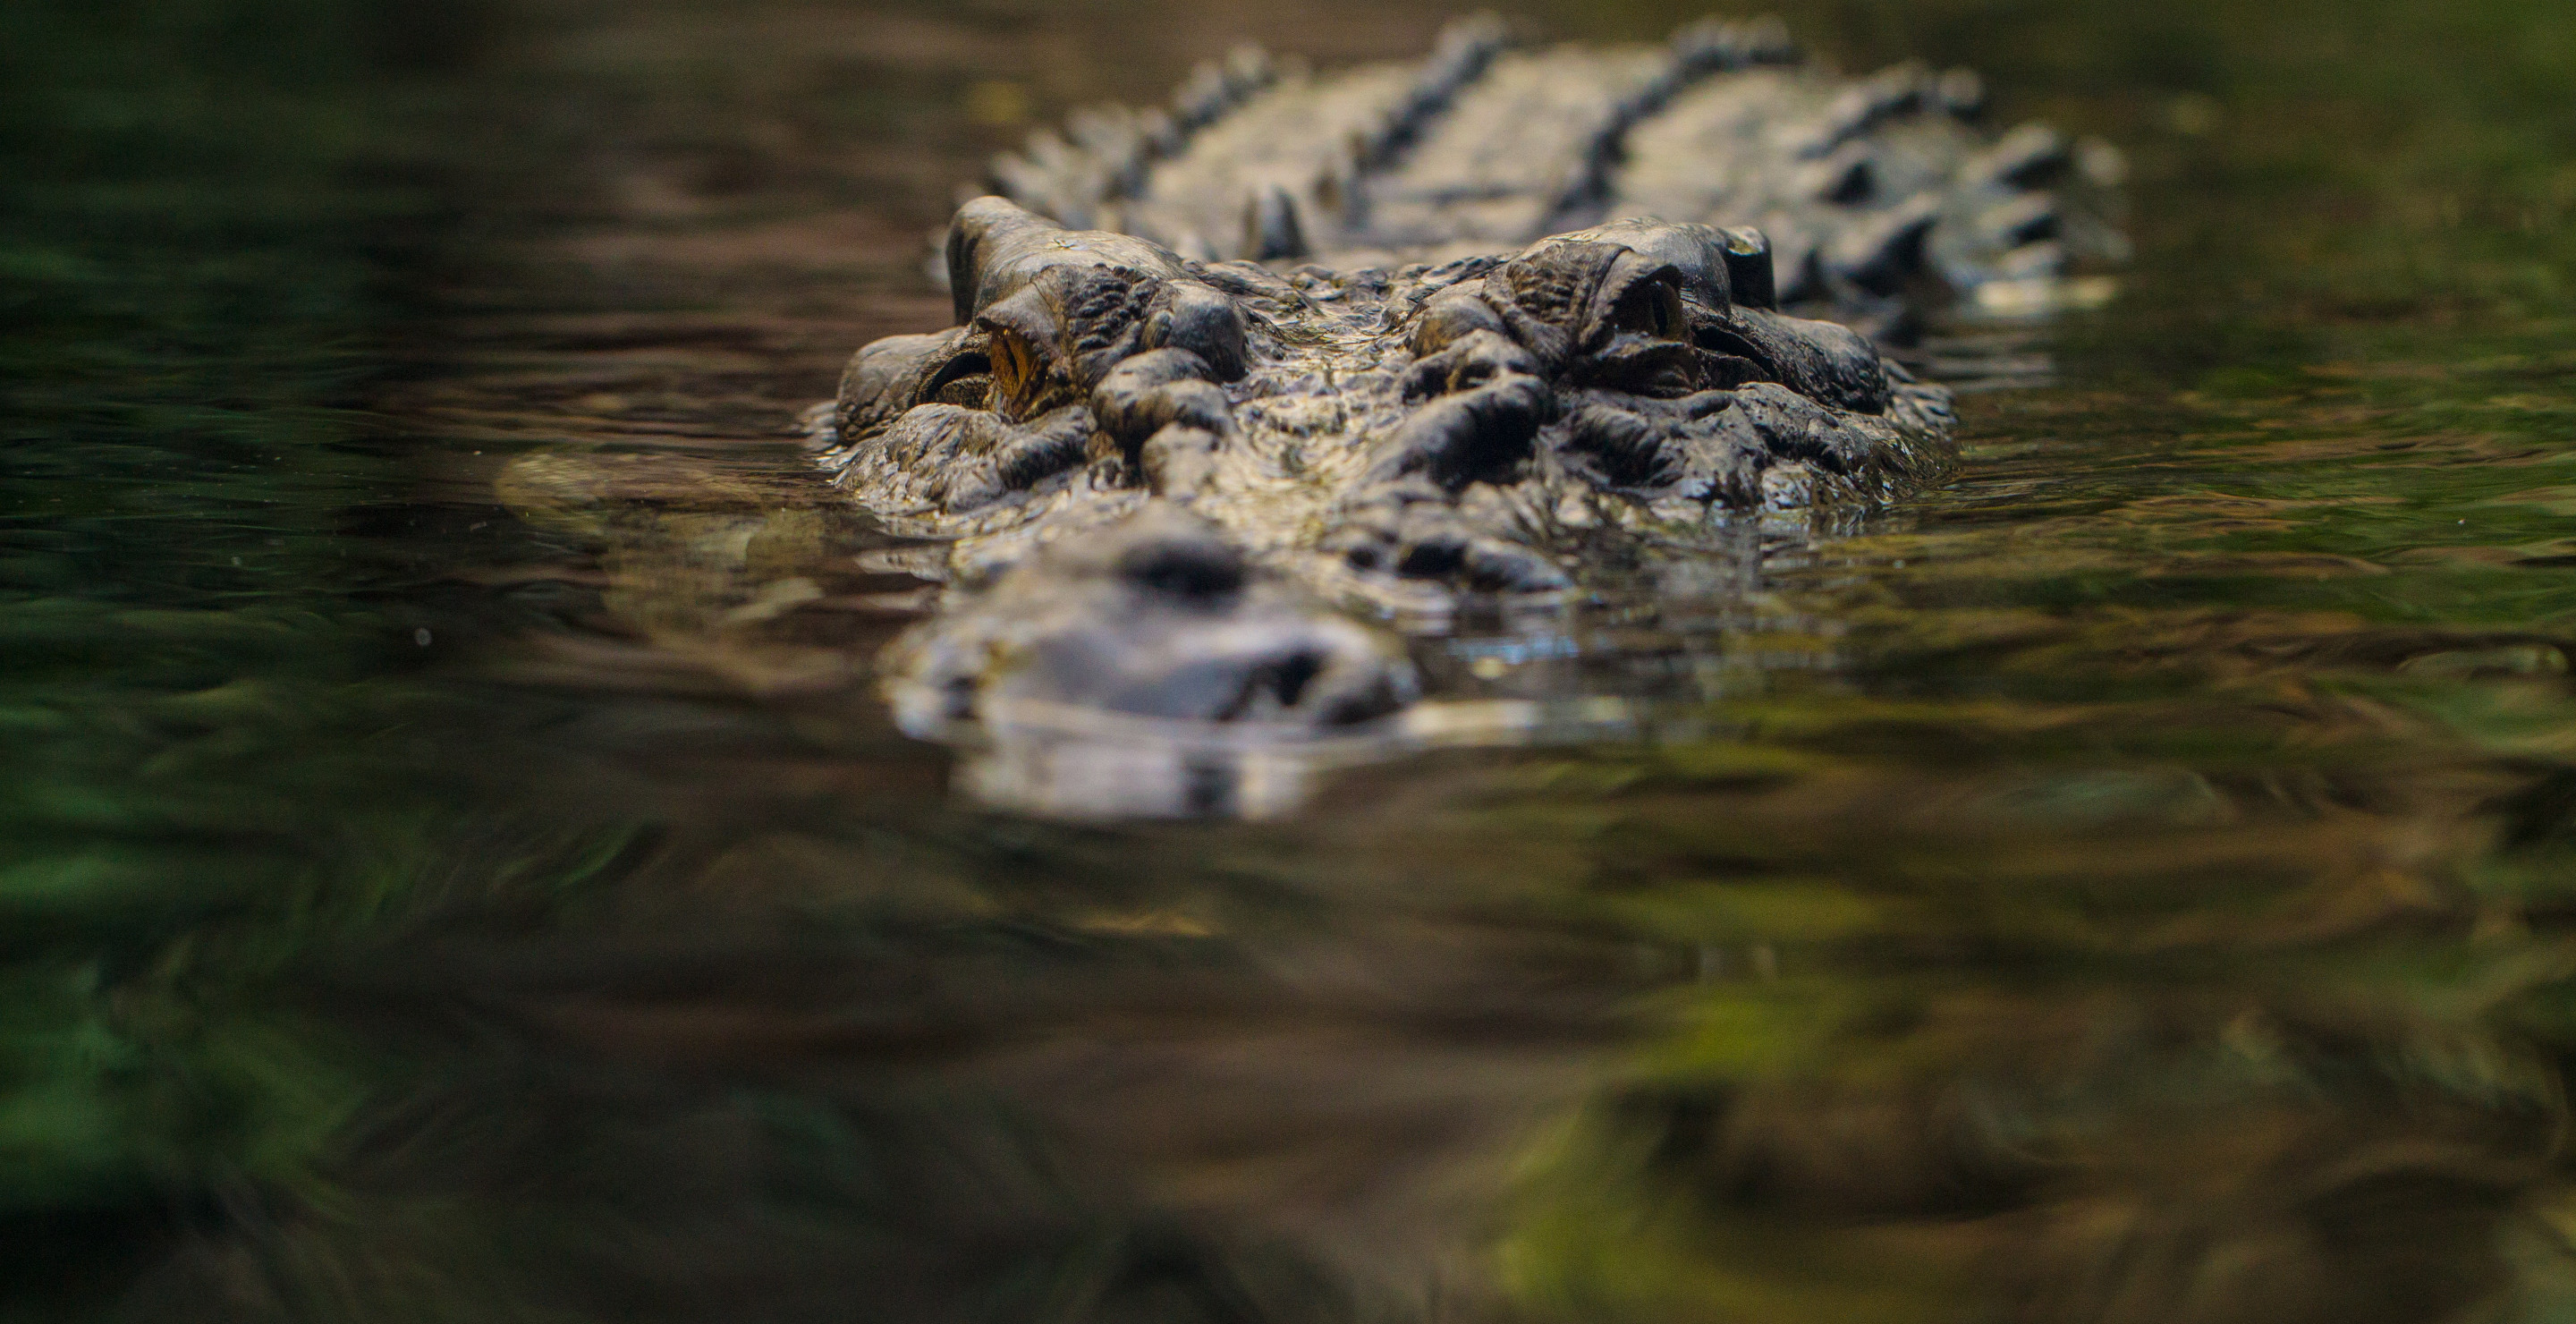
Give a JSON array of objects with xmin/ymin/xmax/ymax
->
[
  {"xmin": 1118, "ymin": 536, "xmax": 1248, "ymax": 599},
  {"xmin": 1267, "ymin": 650, "xmax": 1324, "ymax": 708},
  {"xmin": 1207, "ymin": 648, "xmax": 1332, "ymax": 722}
]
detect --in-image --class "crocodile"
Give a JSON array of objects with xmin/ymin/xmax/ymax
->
[
  {"xmin": 815, "ymin": 15, "xmax": 2120, "ymax": 752},
  {"xmin": 976, "ymin": 14, "xmax": 2123, "ymax": 340}
]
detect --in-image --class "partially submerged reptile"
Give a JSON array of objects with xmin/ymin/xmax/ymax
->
[
  {"xmin": 820, "ymin": 15, "xmax": 2121, "ymax": 743},
  {"xmin": 977, "ymin": 14, "xmax": 2123, "ymax": 335},
  {"xmin": 496, "ymin": 15, "xmax": 2120, "ymax": 790}
]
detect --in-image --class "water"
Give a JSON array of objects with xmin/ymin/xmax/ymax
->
[{"xmin": 5, "ymin": 0, "xmax": 2573, "ymax": 1320}]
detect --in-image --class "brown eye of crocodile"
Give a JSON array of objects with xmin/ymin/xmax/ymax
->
[
  {"xmin": 987, "ymin": 327, "xmax": 1046, "ymax": 419},
  {"xmin": 1611, "ymin": 277, "xmax": 1689, "ymax": 341},
  {"xmin": 922, "ymin": 351, "xmax": 993, "ymax": 408}
]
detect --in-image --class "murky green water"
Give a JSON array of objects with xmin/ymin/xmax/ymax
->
[{"xmin": 6, "ymin": 1, "xmax": 2574, "ymax": 1320}]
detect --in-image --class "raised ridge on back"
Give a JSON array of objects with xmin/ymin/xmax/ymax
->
[{"xmin": 974, "ymin": 13, "xmax": 2125, "ymax": 340}]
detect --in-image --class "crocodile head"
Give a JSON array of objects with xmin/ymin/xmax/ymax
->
[
  {"xmin": 819, "ymin": 17, "xmax": 2119, "ymax": 748},
  {"xmin": 826, "ymin": 196, "xmax": 1954, "ymax": 737}
]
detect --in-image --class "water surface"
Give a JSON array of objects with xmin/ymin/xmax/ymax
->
[{"xmin": 6, "ymin": 1, "xmax": 2575, "ymax": 1320}]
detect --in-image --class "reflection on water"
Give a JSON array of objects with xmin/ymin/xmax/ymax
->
[
  {"xmin": 8, "ymin": 0, "xmax": 2576, "ymax": 1320},
  {"xmin": 954, "ymin": 696, "xmax": 1657, "ymax": 818},
  {"xmin": 960, "ymin": 701, "xmax": 1387, "ymax": 819}
]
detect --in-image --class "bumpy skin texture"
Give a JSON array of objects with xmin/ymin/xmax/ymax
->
[
  {"xmin": 982, "ymin": 14, "xmax": 2124, "ymax": 340},
  {"xmin": 828, "ymin": 196, "xmax": 1953, "ymax": 734},
  {"xmin": 831, "ymin": 17, "xmax": 2117, "ymax": 737}
]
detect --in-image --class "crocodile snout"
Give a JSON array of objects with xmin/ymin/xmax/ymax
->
[{"xmin": 884, "ymin": 505, "xmax": 1418, "ymax": 734}]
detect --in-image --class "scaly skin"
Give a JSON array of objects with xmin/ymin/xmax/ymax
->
[
  {"xmin": 826, "ymin": 198, "xmax": 1955, "ymax": 736},
  {"xmin": 983, "ymin": 14, "xmax": 2124, "ymax": 338},
  {"xmin": 498, "ymin": 15, "xmax": 2120, "ymax": 747}
]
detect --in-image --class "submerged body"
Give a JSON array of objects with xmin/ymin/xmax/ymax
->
[
  {"xmin": 820, "ymin": 16, "xmax": 2116, "ymax": 743},
  {"xmin": 984, "ymin": 15, "xmax": 2123, "ymax": 335}
]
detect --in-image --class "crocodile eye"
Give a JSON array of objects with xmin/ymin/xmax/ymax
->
[
  {"xmin": 970, "ymin": 278, "xmax": 1087, "ymax": 422},
  {"xmin": 1609, "ymin": 274, "xmax": 1689, "ymax": 341},
  {"xmin": 986, "ymin": 324, "xmax": 1049, "ymax": 419}
]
